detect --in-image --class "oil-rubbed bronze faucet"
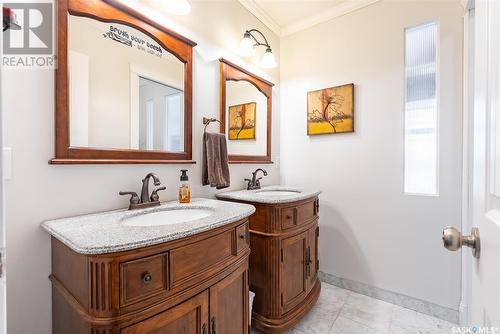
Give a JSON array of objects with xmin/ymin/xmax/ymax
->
[
  {"xmin": 120, "ymin": 173, "xmax": 166, "ymax": 210},
  {"xmin": 245, "ymin": 168, "xmax": 268, "ymax": 190}
]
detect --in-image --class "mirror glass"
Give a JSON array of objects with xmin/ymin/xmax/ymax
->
[
  {"xmin": 68, "ymin": 15, "xmax": 184, "ymax": 151},
  {"xmin": 225, "ymin": 80, "xmax": 268, "ymax": 156}
]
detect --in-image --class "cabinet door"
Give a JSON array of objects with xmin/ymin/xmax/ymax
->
[
  {"xmin": 280, "ymin": 231, "xmax": 308, "ymax": 314},
  {"xmin": 306, "ymin": 224, "xmax": 319, "ymax": 292},
  {"xmin": 121, "ymin": 291, "xmax": 209, "ymax": 334},
  {"xmin": 209, "ymin": 266, "xmax": 248, "ymax": 334}
]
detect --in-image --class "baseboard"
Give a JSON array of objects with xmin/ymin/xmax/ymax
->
[{"xmin": 318, "ymin": 271, "xmax": 459, "ymax": 324}]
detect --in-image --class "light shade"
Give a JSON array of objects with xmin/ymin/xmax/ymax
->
[
  {"xmin": 162, "ymin": 0, "xmax": 191, "ymax": 15},
  {"xmin": 239, "ymin": 32, "xmax": 256, "ymax": 57},
  {"xmin": 261, "ymin": 47, "xmax": 277, "ymax": 68}
]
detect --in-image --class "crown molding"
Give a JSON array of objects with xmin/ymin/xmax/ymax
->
[
  {"xmin": 239, "ymin": 0, "xmax": 381, "ymax": 38},
  {"xmin": 281, "ymin": 0, "xmax": 381, "ymax": 37},
  {"xmin": 237, "ymin": 0, "xmax": 282, "ymax": 36}
]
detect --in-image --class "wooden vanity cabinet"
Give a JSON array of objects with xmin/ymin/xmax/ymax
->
[
  {"xmin": 220, "ymin": 197, "xmax": 321, "ymax": 333},
  {"xmin": 50, "ymin": 219, "xmax": 250, "ymax": 334}
]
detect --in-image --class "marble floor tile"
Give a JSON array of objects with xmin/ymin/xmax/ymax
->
[
  {"xmin": 294, "ymin": 305, "xmax": 340, "ymax": 334},
  {"xmin": 316, "ymin": 284, "xmax": 350, "ymax": 312},
  {"xmin": 339, "ymin": 291, "xmax": 394, "ymax": 332},
  {"xmin": 329, "ymin": 316, "xmax": 386, "ymax": 334},
  {"xmin": 250, "ymin": 283, "xmax": 457, "ymax": 334},
  {"xmin": 390, "ymin": 305, "xmax": 456, "ymax": 334}
]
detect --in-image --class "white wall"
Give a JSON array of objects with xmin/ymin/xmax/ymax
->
[
  {"xmin": 280, "ymin": 0, "xmax": 463, "ymax": 310},
  {"xmin": 1, "ymin": 1, "xmax": 280, "ymax": 333}
]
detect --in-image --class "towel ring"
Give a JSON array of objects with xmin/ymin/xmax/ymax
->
[{"xmin": 203, "ymin": 117, "xmax": 221, "ymax": 133}]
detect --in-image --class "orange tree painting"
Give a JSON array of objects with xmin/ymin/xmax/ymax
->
[
  {"xmin": 307, "ymin": 83, "xmax": 354, "ymax": 135},
  {"xmin": 229, "ymin": 102, "xmax": 256, "ymax": 140}
]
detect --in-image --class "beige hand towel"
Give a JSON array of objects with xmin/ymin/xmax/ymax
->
[{"xmin": 202, "ymin": 132, "xmax": 230, "ymax": 189}]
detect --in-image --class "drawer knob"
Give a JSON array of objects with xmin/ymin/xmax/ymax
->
[
  {"xmin": 142, "ymin": 272, "xmax": 152, "ymax": 284},
  {"xmin": 239, "ymin": 233, "xmax": 246, "ymax": 239}
]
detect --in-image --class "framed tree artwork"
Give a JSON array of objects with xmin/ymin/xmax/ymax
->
[
  {"xmin": 307, "ymin": 83, "xmax": 354, "ymax": 135},
  {"xmin": 228, "ymin": 102, "xmax": 257, "ymax": 140}
]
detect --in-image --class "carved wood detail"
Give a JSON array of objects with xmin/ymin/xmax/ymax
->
[
  {"xmin": 89, "ymin": 259, "xmax": 113, "ymax": 317},
  {"xmin": 52, "ymin": 0, "xmax": 196, "ymax": 164},
  {"xmin": 50, "ymin": 219, "xmax": 250, "ymax": 333},
  {"xmin": 220, "ymin": 196, "xmax": 321, "ymax": 333},
  {"xmin": 219, "ymin": 58, "xmax": 274, "ymax": 164}
]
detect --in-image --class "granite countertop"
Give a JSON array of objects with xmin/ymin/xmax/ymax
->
[
  {"xmin": 215, "ymin": 185, "xmax": 321, "ymax": 204},
  {"xmin": 41, "ymin": 198, "xmax": 255, "ymax": 255}
]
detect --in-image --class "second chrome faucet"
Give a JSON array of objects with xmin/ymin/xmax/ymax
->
[{"xmin": 120, "ymin": 173, "xmax": 166, "ymax": 210}]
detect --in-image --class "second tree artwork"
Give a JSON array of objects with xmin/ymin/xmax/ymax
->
[{"xmin": 307, "ymin": 83, "xmax": 354, "ymax": 135}]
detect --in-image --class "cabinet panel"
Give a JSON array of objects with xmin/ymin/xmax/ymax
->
[
  {"xmin": 170, "ymin": 229, "xmax": 235, "ymax": 288},
  {"xmin": 306, "ymin": 224, "xmax": 319, "ymax": 292},
  {"xmin": 210, "ymin": 265, "xmax": 248, "ymax": 334},
  {"xmin": 121, "ymin": 290, "xmax": 209, "ymax": 334},
  {"xmin": 280, "ymin": 231, "xmax": 307, "ymax": 313}
]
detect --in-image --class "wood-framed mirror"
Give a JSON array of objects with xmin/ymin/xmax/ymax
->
[
  {"xmin": 51, "ymin": 0, "xmax": 196, "ymax": 164},
  {"xmin": 219, "ymin": 58, "xmax": 274, "ymax": 164}
]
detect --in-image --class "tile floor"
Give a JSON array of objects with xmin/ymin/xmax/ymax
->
[{"xmin": 250, "ymin": 283, "xmax": 457, "ymax": 334}]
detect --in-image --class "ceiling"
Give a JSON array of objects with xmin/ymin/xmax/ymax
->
[{"xmin": 238, "ymin": 0, "xmax": 380, "ymax": 37}]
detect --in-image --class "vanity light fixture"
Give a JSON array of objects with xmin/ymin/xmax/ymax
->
[
  {"xmin": 162, "ymin": 0, "xmax": 191, "ymax": 15},
  {"xmin": 239, "ymin": 29, "xmax": 277, "ymax": 68}
]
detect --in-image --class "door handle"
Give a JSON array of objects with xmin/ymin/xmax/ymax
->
[{"xmin": 442, "ymin": 226, "xmax": 480, "ymax": 259}]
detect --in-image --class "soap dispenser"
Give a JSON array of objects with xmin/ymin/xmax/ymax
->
[{"xmin": 179, "ymin": 169, "xmax": 191, "ymax": 203}]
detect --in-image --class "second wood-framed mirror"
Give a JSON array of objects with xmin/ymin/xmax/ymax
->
[
  {"xmin": 51, "ymin": 0, "xmax": 196, "ymax": 164},
  {"xmin": 219, "ymin": 58, "xmax": 274, "ymax": 164}
]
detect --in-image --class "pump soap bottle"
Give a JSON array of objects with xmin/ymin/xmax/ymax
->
[{"xmin": 179, "ymin": 169, "xmax": 191, "ymax": 203}]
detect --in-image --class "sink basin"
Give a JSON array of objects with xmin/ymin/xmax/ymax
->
[
  {"xmin": 256, "ymin": 190, "xmax": 301, "ymax": 196},
  {"xmin": 122, "ymin": 208, "xmax": 213, "ymax": 227}
]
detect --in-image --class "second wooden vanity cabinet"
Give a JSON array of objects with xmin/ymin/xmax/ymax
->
[
  {"xmin": 220, "ymin": 196, "xmax": 321, "ymax": 333},
  {"xmin": 50, "ymin": 218, "xmax": 250, "ymax": 334}
]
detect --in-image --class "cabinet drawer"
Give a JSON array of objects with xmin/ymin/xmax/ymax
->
[
  {"xmin": 120, "ymin": 253, "xmax": 168, "ymax": 306},
  {"xmin": 281, "ymin": 200, "xmax": 316, "ymax": 230},
  {"xmin": 170, "ymin": 229, "xmax": 235, "ymax": 288},
  {"xmin": 236, "ymin": 221, "xmax": 249, "ymax": 253}
]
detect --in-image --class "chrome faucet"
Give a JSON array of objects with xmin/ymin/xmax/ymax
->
[
  {"xmin": 120, "ymin": 173, "xmax": 166, "ymax": 210},
  {"xmin": 245, "ymin": 168, "xmax": 268, "ymax": 190}
]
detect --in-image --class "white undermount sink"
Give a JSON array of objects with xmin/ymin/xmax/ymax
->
[
  {"xmin": 256, "ymin": 190, "xmax": 302, "ymax": 196},
  {"xmin": 122, "ymin": 208, "xmax": 213, "ymax": 227}
]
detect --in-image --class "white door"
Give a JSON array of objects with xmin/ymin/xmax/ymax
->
[
  {"xmin": 0, "ymin": 71, "xmax": 6, "ymax": 334},
  {"xmin": 470, "ymin": 0, "xmax": 500, "ymax": 328}
]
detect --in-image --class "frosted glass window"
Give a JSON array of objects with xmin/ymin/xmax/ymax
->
[{"xmin": 404, "ymin": 22, "xmax": 438, "ymax": 195}]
